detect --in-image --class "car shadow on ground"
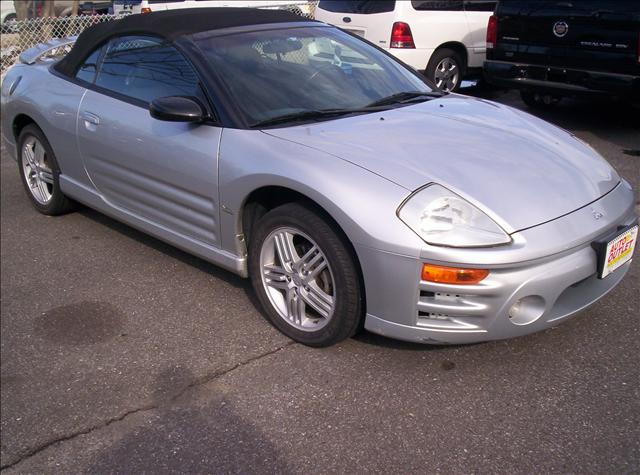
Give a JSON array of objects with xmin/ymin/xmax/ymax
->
[
  {"xmin": 78, "ymin": 206, "xmax": 248, "ymax": 290},
  {"xmin": 77, "ymin": 207, "xmax": 471, "ymax": 352},
  {"xmin": 353, "ymin": 330, "xmax": 477, "ymax": 352},
  {"xmin": 86, "ymin": 366, "xmax": 293, "ymax": 474}
]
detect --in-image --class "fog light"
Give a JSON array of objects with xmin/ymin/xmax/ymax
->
[{"xmin": 508, "ymin": 296, "xmax": 546, "ymax": 325}]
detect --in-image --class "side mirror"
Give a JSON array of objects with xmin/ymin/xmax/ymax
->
[{"xmin": 149, "ymin": 96, "xmax": 204, "ymax": 122}]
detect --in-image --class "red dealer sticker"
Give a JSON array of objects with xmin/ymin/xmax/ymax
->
[{"xmin": 600, "ymin": 225, "xmax": 638, "ymax": 279}]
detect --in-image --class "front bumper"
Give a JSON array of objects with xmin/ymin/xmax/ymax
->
[
  {"xmin": 358, "ymin": 181, "xmax": 637, "ymax": 344},
  {"xmin": 484, "ymin": 60, "xmax": 640, "ymax": 98}
]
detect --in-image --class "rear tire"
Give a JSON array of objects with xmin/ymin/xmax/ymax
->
[
  {"xmin": 520, "ymin": 90, "xmax": 561, "ymax": 109},
  {"xmin": 17, "ymin": 124, "xmax": 75, "ymax": 216},
  {"xmin": 248, "ymin": 203, "xmax": 363, "ymax": 347},
  {"xmin": 425, "ymin": 48, "xmax": 465, "ymax": 92}
]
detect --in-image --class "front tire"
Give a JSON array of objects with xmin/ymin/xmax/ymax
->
[
  {"xmin": 18, "ymin": 124, "xmax": 75, "ymax": 216},
  {"xmin": 248, "ymin": 203, "xmax": 363, "ymax": 347}
]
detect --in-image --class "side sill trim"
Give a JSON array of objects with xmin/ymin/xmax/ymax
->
[{"xmin": 59, "ymin": 175, "xmax": 248, "ymax": 277}]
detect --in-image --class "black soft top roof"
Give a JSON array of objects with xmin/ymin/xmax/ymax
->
[{"xmin": 55, "ymin": 7, "xmax": 314, "ymax": 77}]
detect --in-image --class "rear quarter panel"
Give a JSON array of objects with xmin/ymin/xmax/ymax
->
[
  {"xmin": 1, "ymin": 63, "xmax": 89, "ymax": 186},
  {"xmin": 402, "ymin": 8, "xmax": 473, "ymax": 62}
]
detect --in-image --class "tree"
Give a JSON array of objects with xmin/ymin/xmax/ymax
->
[
  {"xmin": 13, "ymin": 0, "xmax": 31, "ymax": 21},
  {"xmin": 40, "ymin": 0, "xmax": 55, "ymax": 18}
]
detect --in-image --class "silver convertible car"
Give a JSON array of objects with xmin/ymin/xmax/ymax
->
[{"xmin": 1, "ymin": 9, "xmax": 637, "ymax": 347}]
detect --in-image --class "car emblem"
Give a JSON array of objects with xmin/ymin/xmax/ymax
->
[
  {"xmin": 591, "ymin": 208, "xmax": 604, "ymax": 220},
  {"xmin": 553, "ymin": 21, "xmax": 569, "ymax": 38}
]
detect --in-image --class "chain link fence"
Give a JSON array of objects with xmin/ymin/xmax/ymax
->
[{"xmin": 1, "ymin": 2, "xmax": 318, "ymax": 74}]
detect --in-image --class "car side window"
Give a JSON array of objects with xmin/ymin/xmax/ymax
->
[
  {"xmin": 463, "ymin": 0, "xmax": 497, "ymax": 12},
  {"xmin": 411, "ymin": 1, "xmax": 464, "ymax": 11},
  {"xmin": 75, "ymin": 47, "xmax": 102, "ymax": 84},
  {"xmin": 94, "ymin": 35, "xmax": 204, "ymax": 106}
]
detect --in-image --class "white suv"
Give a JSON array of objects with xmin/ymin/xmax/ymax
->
[{"xmin": 315, "ymin": 1, "xmax": 497, "ymax": 92}]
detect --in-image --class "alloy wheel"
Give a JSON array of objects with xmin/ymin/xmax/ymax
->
[
  {"xmin": 21, "ymin": 136, "xmax": 54, "ymax": 205},
  {"xmin": 260, "ymin": 226, "xmax": 336, "ymax": 332},
  {"xmin": 434, "ymin": 57, "xmax": 460, "ymax": 92}
]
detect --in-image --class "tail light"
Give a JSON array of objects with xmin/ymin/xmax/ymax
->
[
  {"xmin": 487, "ymin": 15, "xmax": 498, "ymax": 49},
  {"xmin": 390, "ymin": 22, "xmax": 415, "ymax": 49},
  {"xmin": 141, "ymin": 7, "xmax": 152, "ymax": 14}
]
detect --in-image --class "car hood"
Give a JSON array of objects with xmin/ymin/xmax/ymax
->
[{"xmin": 264, "ymin": 96, "xmax": 619, "ymax": 233}]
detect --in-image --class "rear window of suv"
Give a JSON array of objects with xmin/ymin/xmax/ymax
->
[
  {"xmin": 411, "ymin": 1, "xmax": 496, "ymax": 11},
  {"xmin": 318, "ymin": 1, "xmax": 395, "ymax": 14},
  {"xmin": 412, "ymin": 1, "xmax": 463, "ymax": 10}
]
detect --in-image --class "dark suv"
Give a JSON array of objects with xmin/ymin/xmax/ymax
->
[{"xmin": 484, "ymin": 0, "xmax": 640, "ymax": 106}]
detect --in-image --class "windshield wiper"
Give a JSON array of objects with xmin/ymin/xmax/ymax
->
[
  {"xmin": 250, "ymin": 94, "xmax": 442, "ymax": 128},
  {"xmin": 366, "ymin": 91, "xmax": 445, "ymax": 108},
  {"xmin": 250, "ymin": 108, "xmax": 380, "ymax": 128}
]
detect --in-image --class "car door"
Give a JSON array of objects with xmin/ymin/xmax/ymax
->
[{"xmin": 76, "ymin": 35, "xmax": 222, "ymax": 247}]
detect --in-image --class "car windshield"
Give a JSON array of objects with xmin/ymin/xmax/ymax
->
[{"xmin": 191, "ymin": 26, "xmax": 433, "ymax": 126}]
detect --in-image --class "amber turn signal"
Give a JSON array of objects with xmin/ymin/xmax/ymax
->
[{"xmin": 421, "ymin": 264, "xmax": 489, "ymax": 285}]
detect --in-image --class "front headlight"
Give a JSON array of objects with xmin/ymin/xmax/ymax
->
[{"xmin": 398, "ymin": 184, "xmax": 511, "ymax": 248}]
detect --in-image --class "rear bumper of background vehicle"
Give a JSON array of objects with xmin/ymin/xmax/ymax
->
[
  {"xmin": 358, "ymin": 181, "xmax": 637, "ymax": 345},
  {"xmin": 484, "ymin": 60, "xmax": 640, "ymax": 98}
]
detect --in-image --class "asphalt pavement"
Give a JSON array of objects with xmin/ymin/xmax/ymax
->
[{"xmin": 1, "ymin": 90, "xmax": 639, "ymax": 474}]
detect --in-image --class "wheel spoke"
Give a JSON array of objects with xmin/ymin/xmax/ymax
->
[
  {"xmin": 33, "ymin": 142, "xmax": 46, "ymax": 169},
  {"xmin": 263, "ymin": 265, "xmax": 289, "ymax": 290},
  {"xmin": 36, "ymin": 179, "xmax": 49, "ymax": 202},
  {"xmin": 301, "ymin": 285, "xmax": 333, "ymax": 318},
  {"xmin": 295, "ymin": 245, "xmax": 317, "ymax": 269},
  {"xmin": 296, "ymin": 295, "xmax": 306, "ymax": 324},
  {"xmin": 298, "ymin": 246, "xmax": 322, "ymax": 272},
  {"xmin": 39, "ymin": 169, "xmax": 54, "ymax": 184},
  {"xmin": 286, "ymin": 289, "xmax": 304, "ymax": 325},
  {"xmin": 23, "ymin": 144, "xmax": 37, "ymax": 169},
  {"xmin": 274, "ymin": 231, "xmax": 297, "ymax": 270},
  {"xmin": 305, "ymin": 256, "xmax": 327, "ymax": 281}
]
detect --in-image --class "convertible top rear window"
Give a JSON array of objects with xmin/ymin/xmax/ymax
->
[{"xmin": 55, "ymin": 8, "xmax": 310, "ymax": 78}]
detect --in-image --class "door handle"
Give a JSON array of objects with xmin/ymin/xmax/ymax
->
[{"xmin": 81, "ymin": 111, "xmax": 100, "ymax": 125}]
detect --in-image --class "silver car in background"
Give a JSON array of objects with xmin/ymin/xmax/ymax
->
[{"xmin": 1, "ymin": 8, "xmax": 637, "ymax": 347}]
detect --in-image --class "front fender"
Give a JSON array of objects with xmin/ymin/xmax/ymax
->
[{"xmin": 218, "ymin": 128, "xmax": 425, "ymax": 259}]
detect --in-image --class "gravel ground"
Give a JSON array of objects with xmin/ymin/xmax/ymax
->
[{"xmin": 1, "ymin": 89, "xmax": 639, "ymax": 474}]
